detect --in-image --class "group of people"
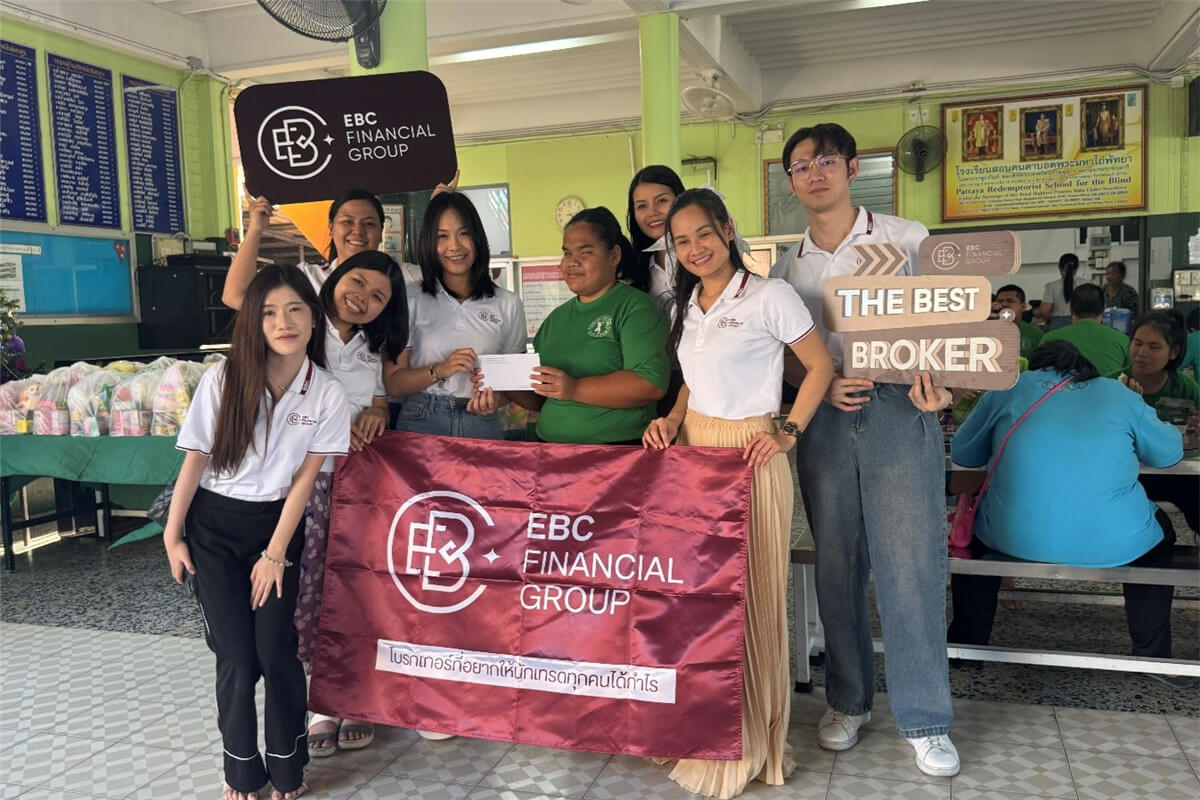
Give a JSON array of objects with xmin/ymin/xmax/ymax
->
[{"xmin": 160, "ymin": 121, "xmax": 1191, "ymax": 800}]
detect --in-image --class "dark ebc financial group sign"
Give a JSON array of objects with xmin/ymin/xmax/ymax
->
[{"xmin": 234, "ymin": 71, "xmax": 457, "ymax": 204}]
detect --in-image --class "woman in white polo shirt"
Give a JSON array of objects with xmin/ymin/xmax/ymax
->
[
  {"xmin": 164, "ymin": 264, "xmax": 350, "ymax": 800},
  {"xmin": 643, "ymin": 189, "xmax": 833, "ymax": 799},
  {"xmin": 385, "ymin": 191, "xmax": 527, "ymax": 440},
  {"xmin": 227, "ymin": 243, "xmax": 407, "ymax": 756},
  {"xmin": 626, "ymin": 164, "xmax": 686, "ymax": 312}
]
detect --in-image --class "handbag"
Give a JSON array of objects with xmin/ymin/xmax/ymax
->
[
  {"xmin": 947, "ymin": 375, "xmax": 1074, "ymax": 556},
  {"xmin": 147, "ymin": 481, "xmax": 175, "ymax": 528}
]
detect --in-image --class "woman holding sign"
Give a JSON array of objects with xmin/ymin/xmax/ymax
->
[
  {"xmin": 505, "ymin": 207, "xmax": 669, "ymax": 444},
  {"xmin": 383, "ymin": 191, "xmax": 527, "ymax": 438},
  {"xmin": 643, "ymin": 189, "xmax": 833, "ymax": 799}
]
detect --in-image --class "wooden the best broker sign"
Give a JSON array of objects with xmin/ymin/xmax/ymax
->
[{"xmin": 827, "ymin": 232, "xmax": 1022, "ymax": 390}]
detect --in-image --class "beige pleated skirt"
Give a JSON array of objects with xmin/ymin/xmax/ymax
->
[{"xmin": 667, "ymin": 409, "xmax": 796, "ymax": 799}]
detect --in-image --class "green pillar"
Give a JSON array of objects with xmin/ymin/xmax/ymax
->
[
  {"xmin": 349, "ymin": 0, "xmax": 428, "ymax": 75},
  {"xmin": 638, "ymin": 13, "xmax": 680, "ymax": 172}
]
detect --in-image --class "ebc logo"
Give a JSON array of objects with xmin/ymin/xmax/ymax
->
[
  {"xmin": 716, "ymin": 317, "xmax": 743, "ymax": 328},
  {"xmin": 387, "ymin": 491, "xmax": 495, "ymax": 614},
  {"xmin": 257, "ymin": 105, "xmax": 333, "ymax": 181},
  {"xmin": 356, "ymin": 351, "xmax": 379, "ymax": 364},
  {"xmin": 286, "ymin": 413, "xmax": 317, "ymax": 426},
  {"xmin": 478, "ymin": 311, "xmax": 501, "ymax": 324}
]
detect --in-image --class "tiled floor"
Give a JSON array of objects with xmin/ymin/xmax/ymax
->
[{"xmin": 2, "ymin": 622, "xmax": 1198, "ymax": 800}]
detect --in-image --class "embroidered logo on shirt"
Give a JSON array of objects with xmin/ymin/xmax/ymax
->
[
  {"xmin": 717, "ymin": 317, "xmax": 744, "ymax": 328},
  {"xmin": 477, "ymin": 311, "xmax": 502, "ymax": 324},
  {"xmin": 587, "ymin": 314, "xmax": 614, "ymax": 338},
  {"xmin": 287, "ymin": 413, "xmax": 318, "ymax": 426},
  {"xmin": 356, "ymin": 351, "xmax": 379, "ymax": 364}
]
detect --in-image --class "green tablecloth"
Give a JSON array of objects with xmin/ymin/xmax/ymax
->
[
  {"xmin": 0, "ymin": 434, "xmax": 183, "ymax": 484},
  {"xmin": 1, "ymin": 435, "xmax": 184, "ymax": 547}
]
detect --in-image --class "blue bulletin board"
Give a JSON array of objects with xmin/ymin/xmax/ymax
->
[{"xmin": 0, "ymin": 230, "xmax": 132, "ymax": 315}]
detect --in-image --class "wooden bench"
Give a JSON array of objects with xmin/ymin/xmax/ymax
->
[{"xmin": 790, "ymin": 547, "xmax": 1200, "ymax": 692}]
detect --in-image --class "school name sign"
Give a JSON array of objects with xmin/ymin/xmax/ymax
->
[{"xmin": 826, "ymin": 232, "xmax": 1021, "ymax": 390}]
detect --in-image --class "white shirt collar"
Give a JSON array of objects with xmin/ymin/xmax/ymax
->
[
  {"xmin": 686, "ymin": 270, "xmax": 751, "ymax": 310},
  {"xmin": 798, "ymin": 207, "xmax": 873, "ymax": 257}
]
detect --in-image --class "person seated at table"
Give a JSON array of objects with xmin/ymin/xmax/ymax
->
[
  {"xmin": 994, "ymin": 284, "xmax": 1044, "ymax": 360},
  {"xmin": 947, "ymin": 340, "xmax": 1183, "ymax": 670},
  {"xmin": 1103, "ymin": 261, "xmax": 1139, "ymax": 312},
  {"xmin": 1123, "ymin": 311, "xmax": 1200, "ymax": 538},
  {"xmin": 505, "ymin": 207, "xmax": 668, "ymax": 444},
  {"xmin": 1040, "ymin": 283, "xmax": 1130, "ymax": 377}
]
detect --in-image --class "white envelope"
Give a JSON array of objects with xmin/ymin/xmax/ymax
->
[{"xmin": 477, "ymin": 353, "xmax": 541, "ymax": 391}]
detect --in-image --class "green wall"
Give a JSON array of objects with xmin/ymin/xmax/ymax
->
[{"xmin": 460, "ymin": 82, "xmax": 1197, "ymax": 257}]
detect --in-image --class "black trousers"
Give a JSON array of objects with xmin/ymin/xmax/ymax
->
[
  {"xmin": 1140, "ymin": 474, "xmax": 1198, "ymax": 534},
  {"xmin": 187, "ymin": 488, "xmax": 308, "ymax": 794},
  {"xmin": 948, "ymin": 509, "xmax": 1178, "ymax": 659}
]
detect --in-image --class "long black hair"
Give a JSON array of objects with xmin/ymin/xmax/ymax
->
[
  {"xmin": 626, "ymin": 165, "xmax": 685, "ymax": 288},
  {"xmin": 664, "ymin": 188, "xmax": 743, "ymax": 359},
  {"xmin": 1132, "ymin": 310, "xmax": 1187, "ymax": 372},
  {"xmin": 564, "ymin": 207, "xmax": 640, "ymax": 289},
  {"xmin": 1058, "ymin": 252, "xmax": 1080, "ymax": 302},
  {"xmin": 212, "ymin": 265, "xmax": 325, "ymax": 475},
  {"xmin": 326, "ymin": 188, "xmax": 385, "ymax": 262},
  {"xmin": 319, "ymin": 251, "xmax": 409, "ymax": 359},
  {"xmin": 1028, "ymin": 340, "xmax": 1099, "ymax": 382},
  {"xmin": 417, "ymin": 191, "xmax": 495, "ymax": 300}
]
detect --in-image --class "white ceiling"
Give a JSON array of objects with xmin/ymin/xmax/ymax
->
[{"xmin": 7, "ymin": 0, "xmax": 1199, "ymax": 138}]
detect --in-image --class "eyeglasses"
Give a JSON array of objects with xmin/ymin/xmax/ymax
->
[{"xmin": 787, "ymin": 153, "xmax": 848, "ymax": 179}]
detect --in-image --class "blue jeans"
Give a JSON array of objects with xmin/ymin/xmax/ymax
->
[
  {"xmin": 795, "ymin": 382, "xmax": 952, "ymax": 738},
  {"xmin": 394, "ymin": 392, "xmax": 504, "ymax": 440}
]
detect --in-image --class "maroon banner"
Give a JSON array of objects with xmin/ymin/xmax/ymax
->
[{"xmin": 308, "ymin": 432, "xmax": 750, "ymax": 759}]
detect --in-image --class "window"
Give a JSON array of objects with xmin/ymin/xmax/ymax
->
[{"xmin": 764, "ymin": 151, "xmax": 895, "ymax": 235}]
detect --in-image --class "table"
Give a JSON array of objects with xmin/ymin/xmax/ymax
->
[{"xmin": 0, "ymin": 435, "xmax": 183, "ymax": 570}]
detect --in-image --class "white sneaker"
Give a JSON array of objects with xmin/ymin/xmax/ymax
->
[
  {"xmin": 906, "ymin": 734, "xmax": 960, "ymax": 776},
  {"xmin": 417, "ymin": 730, "xmax": 456, "ymax": 741},
  {"xmin": 817, "ymin": 709, "xmax": 870, "ymax": 751}
]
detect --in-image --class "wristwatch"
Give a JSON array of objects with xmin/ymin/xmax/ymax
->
[
  {"xmin": 779, "ymin": 421, "xmax": 801, "ymax": 438},
  {"xmin": 428, "ymin": 365, "xmax": 446, "ymax": 387}
]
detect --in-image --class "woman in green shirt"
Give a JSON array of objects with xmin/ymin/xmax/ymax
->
[
  {"xmin": 1125, "ymin": 311, "xmax": 1199, "ymax": 537},
  {"xmin": 508, "ymin": 207, "xmax": 668, "ymax": 444}
]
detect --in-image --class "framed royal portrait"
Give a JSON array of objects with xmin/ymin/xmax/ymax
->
[
  {"xmin": 960, "ymin": 106, "xmax": 1003, "ymax": 161},
  {"xmin": 1019, "ymin": 105, "xmax": 1062, "ymax": 161},
  {"xmin": 1081, "ymin": 94, "xmax": 1124, "ymax": 151}
]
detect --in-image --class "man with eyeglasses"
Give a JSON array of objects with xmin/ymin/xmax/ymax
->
[{"xmin": 770, "ymin": 123, "xmax": 959, "ymax": 778}]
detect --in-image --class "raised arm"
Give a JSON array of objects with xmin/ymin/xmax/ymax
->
[{"xmin": 222, "ymin": 196, "xmax": 273, "ymax": 311}]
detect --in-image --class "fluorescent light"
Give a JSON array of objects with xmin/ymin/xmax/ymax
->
[{"xmin": 430, "ymin": 31, "xmax": 635, "ymax": 66}]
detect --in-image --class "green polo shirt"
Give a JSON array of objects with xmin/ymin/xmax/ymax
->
[
  {"xmin": 1041, "ymin": 318, "xmax": 1131, "ymax": 378},
  {"xmin": 1018, "ymin": 321, "xmax": 1044, "ymax": 360},
  {"xmin": 533, "ymin": 282, "xmax": 668, "ymax": 444},
  {"xmin": 1142, "ymin": 370, "xmax": 1200, "ymax": 424}
]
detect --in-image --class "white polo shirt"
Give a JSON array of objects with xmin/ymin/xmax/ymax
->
[
  {"xmin": 405, "ymin": 280, "xmax": 528, "ymax": 398},
  {"xmin": 678, "ymin": 271, "xmax": 816, "ymax": 420},
  {"xmin": 323, "ymin": 318, "xmax": 386, "ymax": 417},
  {"xmin": 645, "ymin": 238, "xmax": 678, "ymax": 315},
  {"xmin": 770, "ymin": 208, "xmax": 928, "ymax": 369},
  {"xmin": 177, "ymin": 359, "xmax": 351, "ymax": 501}
]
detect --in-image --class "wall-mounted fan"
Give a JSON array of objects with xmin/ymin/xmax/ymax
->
[
  {"xmin": 681, "ymin": 70, "xmax": 736, "ymax": 121},
  {"xmin": 257, "ymin": 0, "xmax": 387, "ymax": 69},
  {"xmin": 895, "ymin": 125, "xmax": 946, "ymax": 182}
]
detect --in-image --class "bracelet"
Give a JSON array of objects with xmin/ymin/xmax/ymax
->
[
  {"xmin": 260, "ymin": 550, "xmax": 293, "ymax": 568},
  {"xmin": 428, "ymin": 364, "xmax": 446, "ymax": 387}
]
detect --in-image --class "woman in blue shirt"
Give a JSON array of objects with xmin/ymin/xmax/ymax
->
[{"xmin": 947, "ymin": 341, "xmax": 1183, "ymax": 659}]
